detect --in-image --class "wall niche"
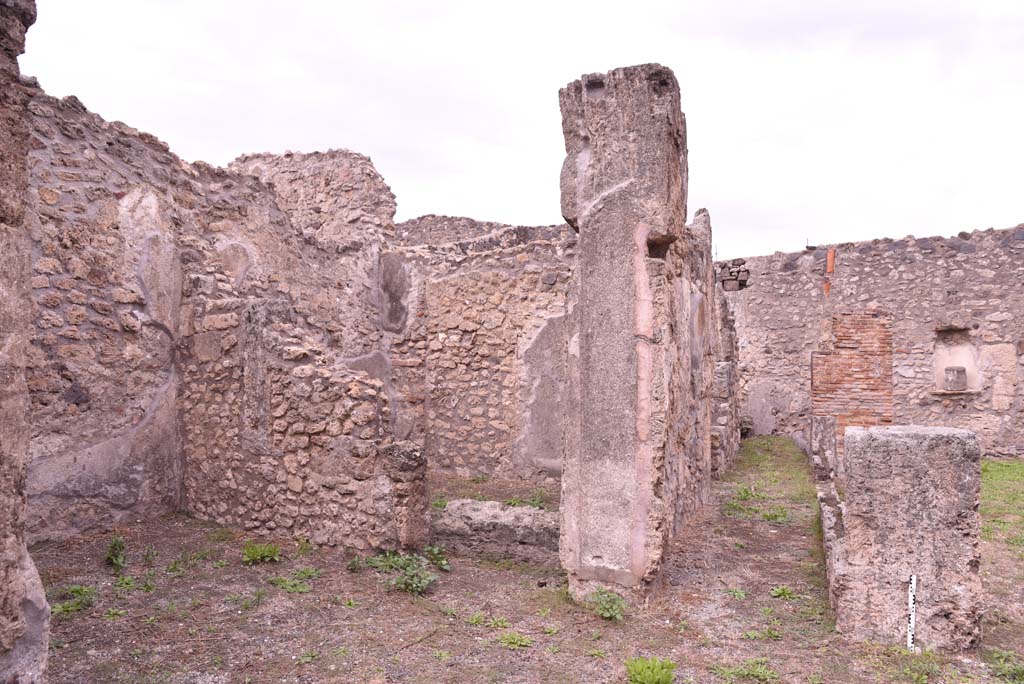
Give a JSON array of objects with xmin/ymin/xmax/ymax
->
[{"xmin": 932, "ymin": 327, "xmax": 980, "ymax": 394}]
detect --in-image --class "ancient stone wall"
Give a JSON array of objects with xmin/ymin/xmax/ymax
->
[
  {"xmin": 23, "ymin": 91, "xmax": 187, "ymax": 542},
  {"xmin": 22, "ymin": 93, "xmax": 427, "ymax": 549},
  {"xmin": 0, "ymin": 0, "xmax": 49, "ymax": 680},
  {"xmin": 723, "ymin": 227, "xmax": 1024, "ymax": 455},
  {"xmin": 813, "ymin": 425, "xmax": 982, "ymax": 651},
  {"xmin": 711, "ymin": 284, "xmax": 741, "ymax": 475},
  {"xmin": 387, "ymin": 215, "xmax": 576, "ymax": 480},
  {"xmin": 810, "ymin": 311, "xmax": 895, "ymax": 455},
  {"xmin": 558, "ymin": 64, "xmax": 718, "ymax": 598}
]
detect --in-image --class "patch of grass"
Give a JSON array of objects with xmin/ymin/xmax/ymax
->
[
  {"xmin": 165, "ymin": 558, "xmax": 186, "ymax": 577},
  {"xmin": 141, "ymin": 547, "xmax": 158, "ymax": 566},
  {"xmin": 742, "ymin": 626, "xmax": 782, "ymax": 640},
  {"xmin": 711, "ymin": 657, "xmax": 780, "ymax": 682},
  {"xmin": 981, "ymin": 459, "xmax": 1024, "ymax": 544},
  {"xmin": 102, "ymin": 608, "xmax": 128, "ymax": 621},
  {"xmin": 543, "ymin": 625, "xmax": 560, "ymax": 635},
  {"xmin": 987, "ymin": 649, "xmax": 1024, "ymax": 683},
  {"xmin": 105, "ymin": 535, "xmax": 128, "ymax": 574},
  {"xmin": 487, "ymin": 617, "xmax": 510, "ymax": 629},
  {"xmin": 467, "ymin": 612, "xmax": 486, "ymax": 626},
  {"xmin": 498, "ymin": 631, "xmax": 533, "ymax": 650},
  {"xmin": 292, "ymin": 567, "xmax": 321, "ymax": 581},
  {"xmin": 885, "ymin": 648, "xmax": 941, "ymax": 684},
  {"xmin": 769, "ymin": 585, "xmax": 797, "ymax": 600},
  {"xmin": 504, "ymin": 490, "xmax": 546, "ymax": 509},
  {"xmin": 294, "ymin": 538, "xmax": 315, "ymax": 556},
  {"xmin": 206, "ymin": 527, "xmax": 236, "ymax": 543},
  {"xmin": 588, "ymin": 649, "xmax": 607, "ymax": 658},
  {"xmin": 242, "ymin": 541, "xmax": 281, "ymax": 565},
  {"xmin": 587, "ymin": 588, "xmax": 626, "ymax": 622},
  {"xmin": 49, "ymin": 585, "xmax": 96, "ymax": 617},
  {"xmin": 761, "ymin": 506, "xmax": 791, "ymax": 524},
  {"xmin": 433, "ymin": 649, "xmax": 451, "ymax": 661},
  {"xmin": 114, "ymin": 574, "xmax": 136, "ymax": 593},
  {"xmin": 296, "ymin": 650, "xmax": 319, "ymax": 665},
  {"xmin": 269, "ymin": 578, "xmax": 309, "ymax": 594},
  {"xmin": 626, "ymin": 656, "xmax": 677, "ymax": 684},
  {"xmin": 725, "ymin": 588, "xmax": 747, "ymax": 600},
  {"xmin": 431, "ymin": 497, "xmax": 449, "ymax": 510}
]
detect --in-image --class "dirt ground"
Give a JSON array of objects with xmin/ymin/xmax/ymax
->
[{"xmin": 35, "ymin": 437, "xmax": 1023, "ymax": 683}]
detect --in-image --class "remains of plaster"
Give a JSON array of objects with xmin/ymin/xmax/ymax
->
[{"xmin": 557, "ymin": 64, "xmax": 721, "ymax": 598}]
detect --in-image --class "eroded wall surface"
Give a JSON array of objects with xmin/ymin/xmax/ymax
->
[
  {"xmin": 23, "ymin": 94, "xmax": 427, "ymax": 549},
  {"xmin": 0, "ymin": 0, "xmax": 49, "ymax": 680},
  {"xmin": 558, "ymin": 64, "xmax": 718, "ymax": 597},
  {"xmin": 814, "ymin": 425, "xmax": 982, "ymax": 651},
  {"xmin": 724, "ymin": 228, "xmax": 1024, "ymax": 455},
  {"xmin": 389, "ymin": 215, "xmax": 576, "ymax": 480}
]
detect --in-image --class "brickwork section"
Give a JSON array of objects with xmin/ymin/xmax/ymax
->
[
  {"xmin": 811, "ymin": 311, "xmax": 895, "ymax": 454},
  {"xmin": 724, "ymin": 228, "xmax": 1024, "ymax": 456}
]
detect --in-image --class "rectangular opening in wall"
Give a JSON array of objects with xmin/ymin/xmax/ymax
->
[
  {"xmin": 932, "ymin": 328, "xmax": 980, "ymax": 393},
  {"xmin": 647, "ymin": 235, "xmax": 675, "ymax": 260}
]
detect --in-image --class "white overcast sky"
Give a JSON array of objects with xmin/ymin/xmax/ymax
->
[{"xmin": 21, "ymin": 0, "xmax": 1024, "ymax": 258}]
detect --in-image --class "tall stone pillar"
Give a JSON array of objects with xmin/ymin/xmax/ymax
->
[
  {"xmin": 1, "ymin": 1, "xmax": 50, "ymax": 681},
  {"xmin": 558, "ymin": 64, "xmax": 692, "ymax": 598}
]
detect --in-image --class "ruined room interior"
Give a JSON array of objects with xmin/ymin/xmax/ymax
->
[{"xmin": 2, "ymin": 2, "xmax": 1023, "ymax": 683}]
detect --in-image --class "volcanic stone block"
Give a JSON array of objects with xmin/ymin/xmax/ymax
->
[
  {"xmin": 558, "ymin": 64, "xmax": 692, "ymax": 597},
  {"xmin": 827, "ymin": 426, "xmax": 982, "ymax": 651}
]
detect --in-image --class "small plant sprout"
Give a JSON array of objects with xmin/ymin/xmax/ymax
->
[
  {"xmin": 587, "ymin": 588, "xmax": 626, "ymax": 622},
  {"xmin": 49, "ymin": 585, "xmax": 96, "ymax": 617},
  {"xmin": 498, "ymin": 632, "xmax": 533, "ymax": 650},
  {"xmin": 467, "ymin": 612, "xmax": 486, "ymax": 626},
  {"xmin": 769, "ymin": 585, "xmax": 797, "ymax": 600},
  {"xmin": 487, "ymin": 616, "xmax": 510, "ymax": 629},
  {"xmin": 105, "ymin": 535, "xmax": 128, "ymax": 574},
  {"xmin": 103, "ymin": 608, "xmax": 128, "ymax": 621},
  {"xmin": 296, "ymin": 650, "xmax": 319, "ymax": 665},
  {"xmin": 725, "ymin": 588, "xmax": 747, "ymax": 600},
  {"xmin": 422, "ymin": 544, "xmax": 451, "ymax": 571}
]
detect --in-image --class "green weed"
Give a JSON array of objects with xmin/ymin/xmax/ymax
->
[
  {"xmin": 242, "ymin": 541, "xmax": 281, "ymax": 565},
  {"xmin": 105, "ymin": 536, "xmax": 128, "ymax": 574},
  {"xmin": 498, "ymin": 632, "xmax": 533, "ymax": 650},
  {"xmin": 626, "ymin": 656, "xmax": 678, "ymax": 684},
  {"xmin": 587, "ymin": 588, "xmax": 626, "ymax": 622}
]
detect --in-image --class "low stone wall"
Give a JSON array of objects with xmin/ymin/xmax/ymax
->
[
  {"xmin": 813, "ymin": 424, "xmax": 982, "ymax": 651},
  {"xmin": 432, "ymin": 499, "xmax": 559, "ymax": 566}
]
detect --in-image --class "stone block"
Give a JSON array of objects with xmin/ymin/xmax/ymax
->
[
  {"xmin": 824, "ymin": 426, "xmax": 982, "ymax": 651},
  {"xmin": 433, "ymin": 499, "xmax": 559, "ymax": 566}
]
